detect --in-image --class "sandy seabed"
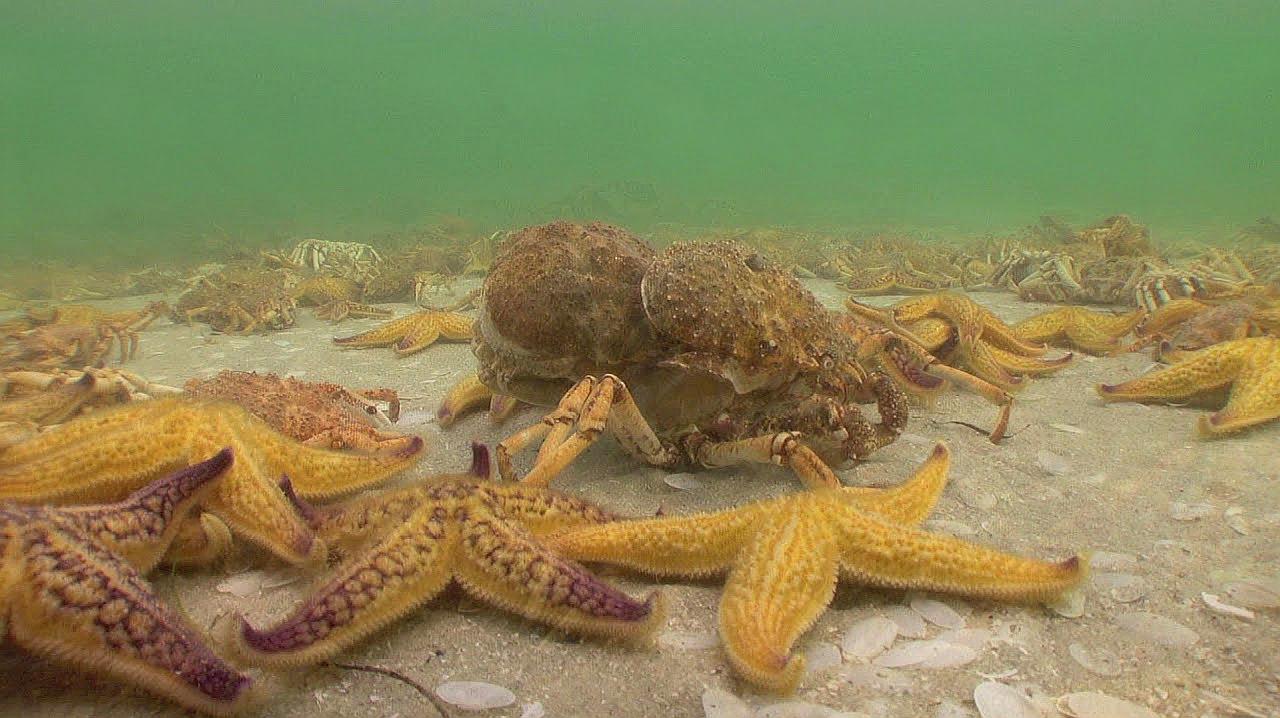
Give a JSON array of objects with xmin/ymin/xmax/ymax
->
[{"xmin": 0, "ymin": 278, "xmax": 1276, "ymax": 718}]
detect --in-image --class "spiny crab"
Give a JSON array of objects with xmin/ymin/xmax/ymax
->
[{"xmin": 471, "ymin": 220, "xmax": 909, "ymax": 490}]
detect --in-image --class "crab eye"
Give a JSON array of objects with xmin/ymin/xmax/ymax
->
[
  {"xmin": 745, "ymin": 254, "xmax": 768, "ymax": 271},
  {"xmin": 365, "ymin": 406, "xmax": 377, "ymax": 415}
]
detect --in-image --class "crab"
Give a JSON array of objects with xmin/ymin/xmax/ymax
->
[
  {"xmin": 1129, "ymin": 297, "xmax": 1280, "ymax": 360},
  {"xmin": 281, "ymin": 238, "xmax": 384, "ymax": 284},
  {"xmin": 1, "ymin": 325, "xmax": 119, "ymax": 370},
  {"xmin": 470, "ymin": 220, "xmax": 909, "ymax": 490},
  {"xmin": 291, "ymin": 276, "xmax": 392, "ymax": 322},
  {"xmin": 0, "ymin": 367, "xmax": 181, "ymax": 448},
  {"xmin": 8, "ymin": 301, "xmax": 170, "ymax": 363},
  {"xmin": 183, "ymin": 370, "xmax": 414, "ymax": 454},
  {"xmin": 173, "ymin": 268, "xmax": 298, "ymax": 334}
]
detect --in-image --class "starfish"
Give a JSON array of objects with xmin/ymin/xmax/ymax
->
[
  {"xmin": 232, "ymin": 444, "xmax": 664, "ymax": 667},
  {"xmin": 333, "ymin": 310, "xmax": 473, "ymax": 356},
  {"xmin": 1013, "ymin": 306, "xmax": 1147, "ymax": 355},
  {"xmin": 1097, "ymin": 337, "xmax": 1280, "ymax": 436},
  {"xmin": 0, "ymin": 398, "xmax": 424, "ymax": 565},
  {"xmin": 0, "ymin": 449, "xmax": 255, "ymax": 715},
  {"xmin": 545, "ymin": 444, "xmax": 1084, "ymax": 694}
]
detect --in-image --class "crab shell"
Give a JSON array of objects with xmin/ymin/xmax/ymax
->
[{"xmin": 474, "ymin": 222, "xmax": 874, "ymax": 452}]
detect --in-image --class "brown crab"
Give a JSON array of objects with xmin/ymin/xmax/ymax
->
[
  {"xmin": 471, "ymin": 221, "xmax": 909, "ymax": 490},
  {"xmin": 0, "ymin": 368, "xmax": 182, "ymax": 448},
  {"xmin": 183, "ymin": 370, "xmax": 414, "ymax": 454}
]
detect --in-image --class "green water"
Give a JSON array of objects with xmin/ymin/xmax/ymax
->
[{"xmin": 4, "ymin": 1, "xmax": 1278, "ymax": 258}]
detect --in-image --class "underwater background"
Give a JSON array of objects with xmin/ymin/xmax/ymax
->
[{"xmin": 3, "ymin": 1, "xmax": 1278, "ymax": 260}]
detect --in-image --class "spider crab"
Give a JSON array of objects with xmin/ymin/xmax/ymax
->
[{"xmin": 472, "ymin": 221, "xmax": 909, "ymax": 490}]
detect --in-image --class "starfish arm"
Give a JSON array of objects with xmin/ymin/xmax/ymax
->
[
  {"xmin": 718, "ymin": 505, "xmax": 840, "ymax": 694},
  {"xmin": 1139, "ymin": 299, "xmax": 1207, "ymax": 336},
  {"xmin": 834, "ymin": 510, "xmax": 1085, "ymax": 602},
  {"xmin": 235, "ymin": 513, "xmax": 455, "ymax": 667},
  {"xmin": 1011, "ymin": 310, "xmax": 1067, "ymax": 344},
  {"xmin": 8, "ymin": 521, "xmax": 253, "ymax": 714},
  {"xmin": 487, "ymin": 483, "xmax": 621, "ymax": 536},
  {"xmin": 311, "ymin": 486, "xmax": 431, "ymax": 552},
  {"xmin": 546, "ymin": 505, "xmax": 766, "ymax": 578},
  {"xmin": 60, "ymin": 449, "xmax": 233, "ymax": 572},
  {"xmin": 392, "ymin": 318, "xmax": 443, "ymax": 356},
  {"xmin": 842, "ymin": 443, "xmax": 950, "ymax": 525},
  {"xmin": 963, "ymin": 341, "xmax": 1025, "ymax": 391},
  {"xmin": 1097, "ymin": 339, "xmax": 1250, "ymax": 403},
  {"xmin": 986, "ymin": 343, "xmax": 1074, "ymax": 377},
  {"xmin": 437, "ymin": 373, "xmax": 493, "ymax": 426},
  {"xmin": 1200, "ymin": 347, "xmax": 1280, "ymax": 435},
  {"xmin": 332, "ymin": 312, "xmax": 420, "ymax": 348},
  {"xmin": 455, "ymin": 505, "xmax": 664, "ymax": 644},
  {"xmin": 163, "ymin": 512, "xmax": 235, "ymax": 568},
  {"xmin": 979, "ymin": 314, "xmax": 1048, "ymax": 356},
  {"xmin": 902, "ymin": 317, "xmax": 953, "ymax": 352},
  {"xmin": 0, "ymin": 401, "xmax": 195, "ymax": 503},
  {"xmin": 436, "ymin": 311, "xmax": 476, "ymax": 340}
]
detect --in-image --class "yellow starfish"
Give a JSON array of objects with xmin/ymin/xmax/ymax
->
[
  {"xmin": 333, "ymin": 310, "xmax": 473, "ymax": 356},
  {"xmin": 0, "ymin": 450, "xmax": 255, "ymax": 715},
  {"xmin": 546, "ymin": 444, "xmax": 1084, "ymax": 694},
  {"xmin": 436, "ymin": 372, "xmax": 525, "ymax": 427},
  {"xmin": 1014, "ymin": 306, "xmax": 1147, "ymax": 356},
  {"xmin": 0, "ymin": 398, "xmax": 424, "ymax": 565},
  {"xmin": 232, "ymin": 444, "xmax": 664, "ymax": 667},
  {"xmin": 1097, "ymin": 337, "xmax": 1280, "ymax": 436}
]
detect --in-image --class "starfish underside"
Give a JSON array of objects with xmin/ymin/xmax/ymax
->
[
  {"xmin": 234, "ymin": 445, "xmax": 663, "ymax": 667},
  {"xmin": 0, "ymin": 450, "xmax": 254, "ymax": 715},
  {"xmin": 1013, "ymin": 306, "xmax": 1147, "ymax": 355},
  {"xmin": 0, "ymin": 398, "xmax": 424, "ymax": 564},
  {"xmin": 436, "ymin": 372, "xmax": 523, "ymax": 426},
  {"xmin": 1098, "ymin": 337, "xmax": 1280, "ymax": 436},
  {"xmin": 546, "ymin": 444, "xmax": 1084, "ymax": 694},
  {"xmin": 333, "ymin": 310, "xmax": 473, "ymax": 356}
]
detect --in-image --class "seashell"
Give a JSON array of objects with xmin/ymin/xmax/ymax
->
[
  {"xmin": 1050, "ymin": 423, "xmax": 1085, "ymax": 434},
  {"xmin": 1201, "ymin": 593, "xmax": 1255, "ymax": 621},
  {"xmin": 216, "ymin": 570, "xmax": 268, "ymax": 598},
  {"xmin": 919, "ymin": 642, "xmax": 979, "ymax": 669},
  {"xmin": 520, "ymin": 703, "xmax": 546, "ymax": 718},
  {"xmin": 1057, "ymin": 691, "xmax": 1159, "ymax": 718},
  {"xmin": 1222, "ymin": 578, "xmax": 1280, "ymax": 609},
  {"xmin": 1116, "ymin": 612, "xmax": 1199, "ymax": 648},
  {"xmin": 663, "ymin": 473, "xmax": 704, "ymax": 491},
  {"xmin": 973, "ymin": 682, "xmax": 1039, "ymax": 718},
  {"xmin": 804, "ymin": 642, "xmax": 842, "ymax": 676},
  {"xmin": 935, "ymin": 628, "xmax": 991, "ymax": 651},
  {"xmin": 957, "ymin": 488, "xmax": 997, "ymax": 511},
  {"xmin": 922, "ymin": 519, "xmax": 977, "ymax": 537},
  {"xmin": 1091, "ymin": 551, "xmax": 1138, "ymax": 572},
  {"xmin": 873, "ymin": 639, "xmax": 942, "ymax": 668},
  {"xmin": 1048, "ymin": 587, "xmax": 1086, "ymax": 618},
  {"xmin": 757, "ymin": 701, "xmax": 853, "ymax": 718},
  {"xmin": 702, "ymin": 688, "xmax": 754, "ymax": 718},
  {"xmin": 883, "ymin": 605, "xmax": 928, "ymax": 638},
  {"xmin": 840, "ymin": 616, "xmax": 898, "ymax": 659},
  {"xmin": 1169, "ymin": 501, "xmax": 1215, "ymax": 521},
  {"xmin": 1035, "ymin": 450, "xmax": 1072, "ymax": 476},
  {"xmin": 1093, "ymin": 573, "xmax": 1147, "ymax": 603},
  {"xmin": 910, "ymin": 597, "xmax": 966, "ymax": 629},
  {"xmin": 658, "ymin": 630, "xmax": 719, "ymax": 650},
  {"xmin": 1068, "ymin": 642, "xmax": 1122, "ymax": 677},
  {"xmin": 935, "ymin": 699, "xmax": 978, "ymax": 718},
  {"xmin": 435, "ymin": 681, "xmax": 516, "ymax": 711}
]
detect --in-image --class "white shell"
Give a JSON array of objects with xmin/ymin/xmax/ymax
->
[
  {"xmin": 1201, "ymin": 592, "xmax": 1255, "ymax": 621},
  {"xmin": 840, "ymin": 616, "xmax": 898, "ymax": 659},
  {"xmin": 1222, "ymin": 578, "xmax": 1280, "ymax": 608},
  {"xmin": 1168, "ymin": 501, "xmax": 1215, "ymax": 521},
  {"xmin": 973, "ymin": 682, "xmax": 1039, "ymax": 718},
  {"xmin": 883, "ymin": 605, "xmax": 928, "ymax": 638},
  {"xmin": 1116, "ymin": 612, "xmax": 1199, "ymax": 648},
  {"xmin": 1093, "ymin": 573, "xmax": 1147, "ymax": 603},
  {"xmin": 1035, "ymin": 450, "xmax": 1072, "ymax": 476},
  {"xmin": 663, "ymin": 473, "xmax": 705, "ymax": 490},
  {"xmin": 804, "ymin": 642, "xmax": 843, "ymax": 676},
  {"xmin": 1068, "ymin": 642, "xmax": 1122, "ymax": 677},
  {"xmin": 435, "ymin": 681, "xmax": 516, "ymax": 711},
  {"xmin": 1058, "ymin": 691, "xmax": 1159, "ymax": 718},
  {"xmin": 702, "ymin": 688, "xmax": 754, "ymax": 718},
  {"xmin": 910, "ymin": 597, "xmax": 967, "ymax": 629}
]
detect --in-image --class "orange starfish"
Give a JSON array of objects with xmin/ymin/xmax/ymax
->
[{"xmin": 333, "ymin": 310, "xmax": 473, "ymax": 356}]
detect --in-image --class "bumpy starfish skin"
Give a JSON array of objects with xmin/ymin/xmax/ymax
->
[
  {"xmin": 234, "ymin": 445, "xmax": 663, "ymax": 667},
  {"xmin": 546, "ymin": 444, "xmax": 1084, "ymax": 693},
  {"xmin": 333, "ymin": 310, "xmax": 473, "ymax": 356},
  {"xmin": 0, "ymin": 450, "xmax": 254, "ymax": 715},
  {"xmin": 1014, "ymin": 307, "xmax": 1147, "ymax": 355},
  {"xmin": 0, "ymin": 398, "xmax": 424, "ymax": 564},
  {"xmin": 1098, "ymin": 337, "xmax": 1280, "ymax": 436}
]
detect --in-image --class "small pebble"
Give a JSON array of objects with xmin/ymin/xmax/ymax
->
[
  {"xmin": 1116, "ymin": 612, "xmax": 1199, "ymax": 648},
  {"xmin": 1058, "ymin": 691, "xmax": 1159, "ymax": 718},
  {"xmin": 841, "ymin": 616, "xmax": 898, "ymax": 660},
  {"xmin": 435, "ymin": 681, "xmax": 516, "ymax": 711}
]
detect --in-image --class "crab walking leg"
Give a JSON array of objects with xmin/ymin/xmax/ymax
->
[
  {"xmin": 601, "ymin": 376, "xmax": 682, "ymax": 469},
  {"xmin": 521, "ymin": 377, "xmax": 615, "ymax": 488},
  {"xmin": 694, "ymin": 432, "xmax": 840, "ymax": 490},
  {"xmin": 496, "ymin": 377, "xmax": 595, "ymax": 482},
  {"xmin": 921, "ymin": 363, "xmax": 1012, "ymax": 442}
]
